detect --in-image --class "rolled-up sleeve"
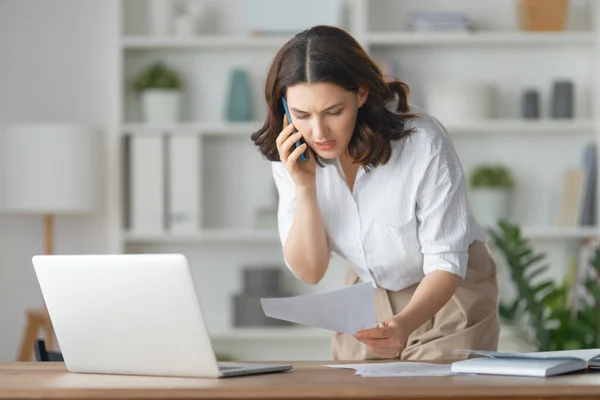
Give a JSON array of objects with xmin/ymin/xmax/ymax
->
[
  {"xmin": 271, "ymin": 162, "xmax": 295, "ymax": 249},
  {"xmin": 416, "ymin": 138, "xmax": 470, "ymax": 278}
]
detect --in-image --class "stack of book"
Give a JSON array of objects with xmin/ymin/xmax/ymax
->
[
  {"xmin": 452, "ymin": 349, "xmax": 600, "ymax": 378},
  {"xmin": 408, "ymin": 12, "xmax": 472, "ymax": 32}
]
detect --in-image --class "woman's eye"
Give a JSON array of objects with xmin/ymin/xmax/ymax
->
[
  {"xmin": 328, "ymin": 110, "xmax": 342, "ymax": 116},
  {"xmin": 294, "ymin": 114, "xmax": 309, "ymax": 120}
]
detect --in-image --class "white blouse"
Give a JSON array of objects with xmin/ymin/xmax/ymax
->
[{"xmin": 272, "ymin": 109, "xmax": 487, "ymax": 291}]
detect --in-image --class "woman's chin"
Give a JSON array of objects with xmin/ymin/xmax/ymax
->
[{"xmin": 314, "ymin": 148, "xmax": 343, "ymax": 160}]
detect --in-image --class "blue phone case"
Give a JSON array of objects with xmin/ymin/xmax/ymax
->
[{"xmin": 281, "ymin": 97, "xmax": 309, "ymax": 161}]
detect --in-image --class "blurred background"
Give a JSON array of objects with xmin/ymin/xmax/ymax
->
[{"xmin": 1, "ymin": 0, "xmax": 599, "ymax": 362}]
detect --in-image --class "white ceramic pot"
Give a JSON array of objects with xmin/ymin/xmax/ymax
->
[
  {"xmin": 470, "ymin": 188, "xmax": 512, "ymax": 228},
  {"xmin": 140, "ymin": 90, "xmax": 181, "ymax": 124},
  {"xmin": 424, "ymin": 81, "xmax": 496, "ymax": 126}
]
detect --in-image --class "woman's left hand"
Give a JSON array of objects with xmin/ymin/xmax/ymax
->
[{"xmin": 354, "ymin": 316, "xmax": 409, "ymax": 359}]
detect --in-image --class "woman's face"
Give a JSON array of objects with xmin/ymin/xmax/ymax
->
[{"xmin": 285, "ymin": 82, "xmax": 368, "ymax": 159}]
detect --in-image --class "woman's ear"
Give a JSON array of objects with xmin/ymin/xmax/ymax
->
[{"xmin": 357, "ymin": 87, "xmax": 369, "ymax": 108}]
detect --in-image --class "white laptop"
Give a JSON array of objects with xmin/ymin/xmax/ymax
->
[{"xmin": 31, "ymin": 253, "xmax": 292, "ymax": 378}]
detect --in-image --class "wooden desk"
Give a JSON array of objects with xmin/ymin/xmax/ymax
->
[{"xmin": 2, "ymin": 361, "xmax": 600, "ymax": 400}]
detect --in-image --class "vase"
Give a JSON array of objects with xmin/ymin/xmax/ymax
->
[
  {"xmin": 551, "ymin": 80, "xmax": 574, "ymax": 119},
  {"xmin": 522, "ymin": 89, "xmax": 540, "ymax": 119},
  {"xmin": 148, "ymin": 0, "xmax": 173, "ymax": 35},
  {"xmin": 225, "ymin": 69, "xmax": 253, "ymax": 122}
]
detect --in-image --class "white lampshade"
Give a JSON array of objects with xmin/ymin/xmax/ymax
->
[{"xmin": 1, "ymin": 123, "xmax": 101, "ymax": 214}]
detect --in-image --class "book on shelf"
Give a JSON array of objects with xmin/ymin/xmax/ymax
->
[
  {"xmin": 558, "ymin": 143, "xmax": 597, "ymax": 228},
  {"xmin": 166, "ymin": 133, "xmax": 201, "ymax": 233},
  {"xmin": 451, "ymin": 349, "xmax": 600, "ymax": 377},
  {"xmin": 127, "ymin": 134, "xmax": 165, "ymax": 234}
]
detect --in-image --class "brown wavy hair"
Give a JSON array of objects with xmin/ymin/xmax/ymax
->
[{"xmin": 250, "ymin": 25, "xmax": 417, "ymax": 168}]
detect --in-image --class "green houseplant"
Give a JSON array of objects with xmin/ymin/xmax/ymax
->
[
  {"xmin": 490, "ymin": 221, "xmax": 600, "ymax": 351},
  {"xmin": 470, "ymin": 165, "xmax": 515, "ymax": 189},
  {"xmin": 469, "ymin": 165, "xmax": 514, "ymax": 228},
  {"xmin": 133, "ymin": 62, "xmax": 183, "ymax": 123}
]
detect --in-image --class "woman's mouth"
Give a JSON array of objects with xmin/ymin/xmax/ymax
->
[{"xmin": 314, "ymin": 140, "xmax": 336, "ymax": 151}]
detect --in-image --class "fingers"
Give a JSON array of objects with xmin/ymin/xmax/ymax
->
[
  {"xmin": 375, "ymin": 349, "xmax": 401, "ymax": 359},
  {"xmin": 275, "ymin": 122, "xmax": 296, "ymax": 148},
  {"xmin": 355, "ymin": 337, "xmax": 402, "ymax": 358},
  {"xmin": 355, "ymin": 326, "xmax": 393, "ymax": 340},
  {"xmin": 275, "ymin": 123, "xmax": 298, "ymax": 163},
  {"xmin": 279, "ymin": 132, "xmax": 303, "ymax": 164},
  {"xmin": 287, "ymin": 143, "xmax": 308, "ymax": 166}
]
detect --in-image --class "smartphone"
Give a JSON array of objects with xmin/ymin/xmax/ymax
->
[{"xmin": 281, "ymin": 97, "xmax": 309, "ymax": 161}]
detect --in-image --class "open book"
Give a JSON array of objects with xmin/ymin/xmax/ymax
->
[{"xmin": 451, "ymin": 349, "xmax": 600, "ymax": 377}]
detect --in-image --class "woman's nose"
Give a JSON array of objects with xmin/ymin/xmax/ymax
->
[{"xmin": 311, "ymin": 120, "xmax": 327, "ymax": 140}]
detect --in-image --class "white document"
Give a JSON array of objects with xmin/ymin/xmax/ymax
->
[
  {"xmin": 260, "ymin": 282, "xmax": 375, "ymax": 334},
  {"xmin": 167, "ymin": 134, "xmax": 201, "ymax": 233},
  {"xmin": 129, "ymin": 134, "xmax": 165, "ymax": 234},
  {"xmin": 325, "ymin": 362, "xmax": 453, "ymax": 377}
]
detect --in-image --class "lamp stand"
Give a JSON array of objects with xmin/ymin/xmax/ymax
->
[
  {"xmin": 17, "ymin": 213, "xmax": 57, "ymax": 361},
  {"xmin": 43, "ymin": 214, "xmax": 54, "ymax": 255}
]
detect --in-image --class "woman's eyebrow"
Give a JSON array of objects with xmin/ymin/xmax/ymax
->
[{"xmin": 291, "ymin": 102, "xmax": 344, "ymax": 114}]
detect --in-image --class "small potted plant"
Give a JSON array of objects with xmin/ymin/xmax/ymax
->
[
  {"xmin": 133, "ymin": 62, "xmax": 183, "ymax": 123},
  {"xmin": 469, "ymin": 164, "xmax": 515, "ymax": 228}
]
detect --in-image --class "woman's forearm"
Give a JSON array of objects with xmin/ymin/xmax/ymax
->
[
  {"xmin": 394, "ymin": 270, "xmax": 461, "ymax": 334},
  {"xmin": 283, "ymin": 185, "xmax": 330, "ymax": 284}
]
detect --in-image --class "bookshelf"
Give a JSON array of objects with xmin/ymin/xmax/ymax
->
[{"xmin": 116, "ymin": 0, "xmax": 600, "ymax": 360}]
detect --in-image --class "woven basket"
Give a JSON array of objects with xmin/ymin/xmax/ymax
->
[{"xmin": 518, "ymin": 0, "xmax": 570, "ymax": 31}]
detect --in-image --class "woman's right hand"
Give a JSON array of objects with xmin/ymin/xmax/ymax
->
[{"xmin": 276, "ymin": 115, "xmax": 317, "ymax": 188}]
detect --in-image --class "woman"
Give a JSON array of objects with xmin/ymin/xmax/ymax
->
[{"xmin": 251, "ymin": 25, "xmax": 499, "ymax": 361}]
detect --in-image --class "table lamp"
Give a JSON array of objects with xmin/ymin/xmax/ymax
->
[
  {"xmin": 1, "ymin": 123, "xmax": 101, "ymax": 360},
  {"xmin": 1, "ymin": 123, "xmax": 101, "ymax": 254}
]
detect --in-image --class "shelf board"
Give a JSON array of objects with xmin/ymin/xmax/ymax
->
[
  {"xmin": 122, "ymin": 120, "xmax": 596, "ymax": 137},
  {"xmin": 121, "ymin": 122, "xmax": 261, "ymax": 136},
  {"xmin": 210, "ymin": 327, "xmax": 331, "ymax": 341},
  {"xmin": 367, "ymin": 31, "xmax": 595, "ymax": 46},
  {"xmin": 446, "ymin": 119, "xmax": 595, "ymax": 135},
  {"xmin": 521, "ymin": 226, "xmax": 598, "ymax": 240},
  {"xmin": 124, "ymin": 227, "xmax": 598, "ymax": 244},
  {"xmin": 124, "ymin": 229, "xmax": 280, "ymax": 244},
  {"xmin": 122, "ymin": 35, "xmax": 289, "ymax": 49}
]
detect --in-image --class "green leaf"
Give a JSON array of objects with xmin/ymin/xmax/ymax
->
[
  {"xmin": 525, "ymin": 265, "xmax": 548, "ymax": 282},
  {"xmin": 532, "ymin": 281, "xmax": 556, "ymax": 297}
]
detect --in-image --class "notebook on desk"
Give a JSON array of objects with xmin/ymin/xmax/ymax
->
[{"xmin": 451, "ymin": 349, "xmax": 600, "ymax": 377}]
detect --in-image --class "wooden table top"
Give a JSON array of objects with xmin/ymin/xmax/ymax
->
[{"xmin": 2, "ymin": 361, "xmax": 600, "ymax": 400}]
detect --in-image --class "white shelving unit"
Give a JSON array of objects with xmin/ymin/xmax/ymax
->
[{"xmin": 116, "ymin": 0, "xmax": 600, "ymax": 360}]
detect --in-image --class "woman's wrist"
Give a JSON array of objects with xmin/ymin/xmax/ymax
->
[
  {"xmin": 295, "ymin": 183, "xmax": 317, "ymax": 197},
  {"xmin": 392, "ymin": 311, "xmax": 418, "ymax": 337}
]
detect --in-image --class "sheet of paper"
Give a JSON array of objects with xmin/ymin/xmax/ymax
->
[
  {"xmin": 260, "ymin": 282, "xmax": 375, "ymax": 334},
  {"xmin": 325, "ymin": 362, "xmax": 453, "ymax": 377}
]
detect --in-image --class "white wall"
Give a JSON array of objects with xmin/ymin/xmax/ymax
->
[{"xmin": 0, "ymin": 0, "xmax": 119, "ymax": 361}]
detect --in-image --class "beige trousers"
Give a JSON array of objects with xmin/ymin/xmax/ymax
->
[{"xmin": 331, "ymin": 241, "xmax": 500, "ymax": 361}]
